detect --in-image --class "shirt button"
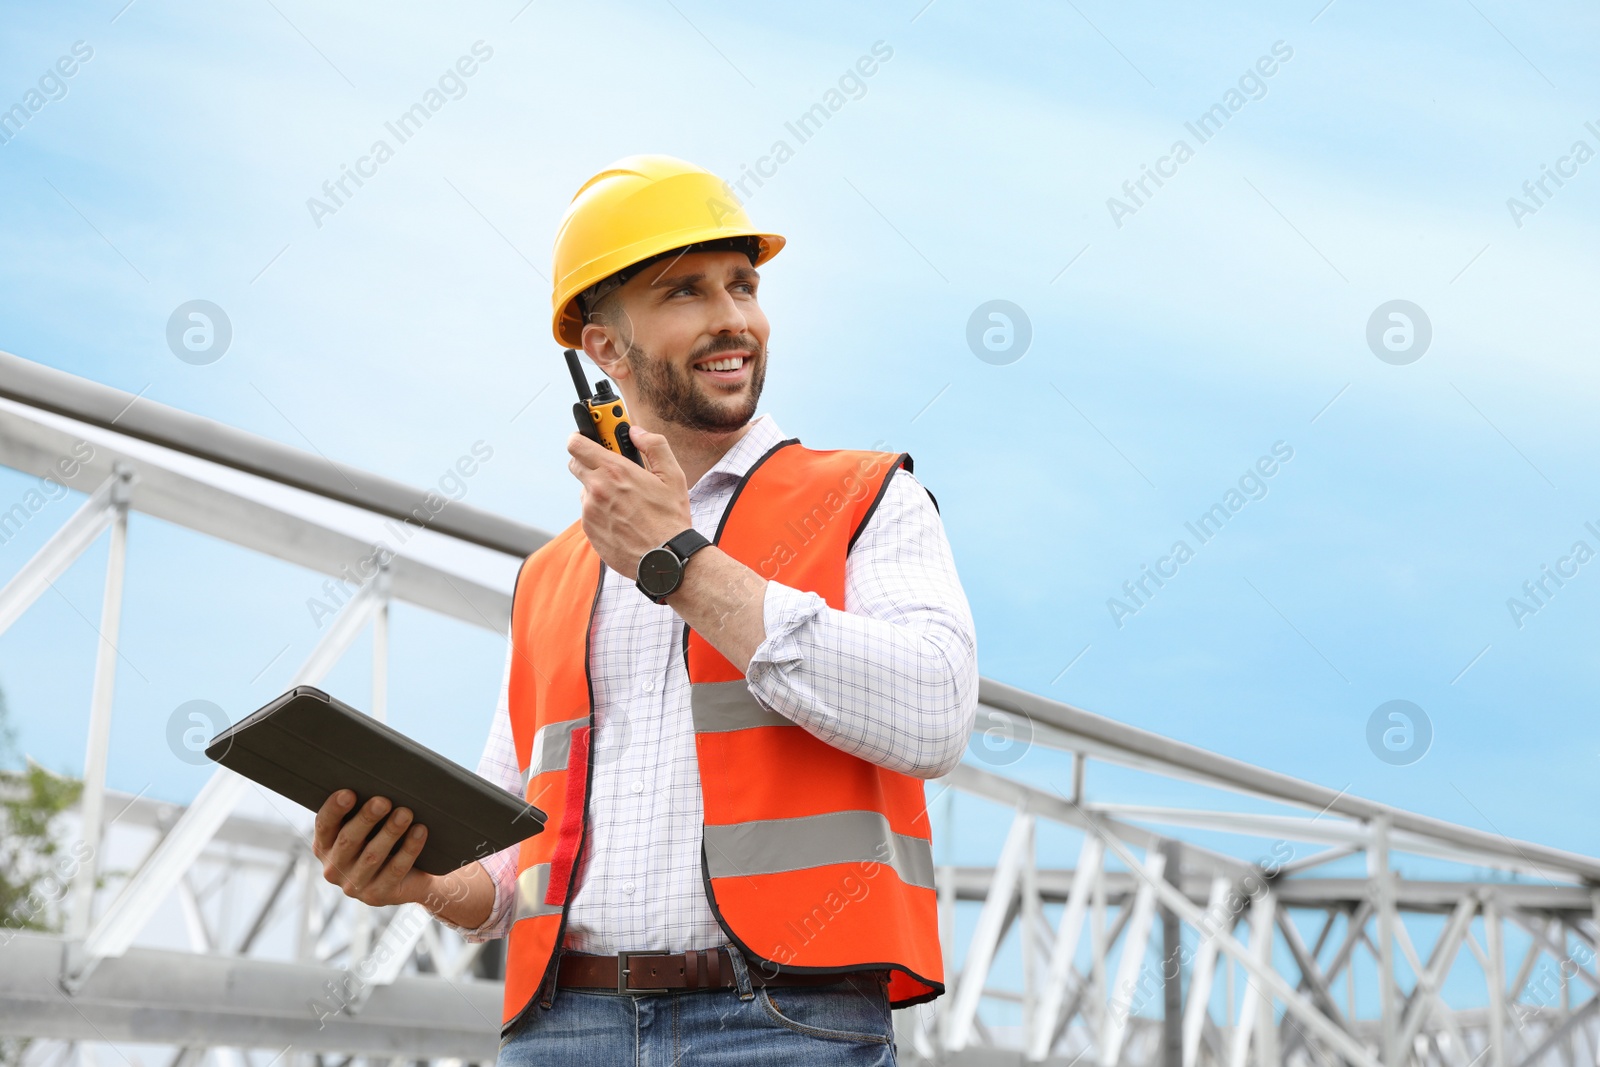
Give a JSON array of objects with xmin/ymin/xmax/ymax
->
[
  {"xmin": 643, "ymin": 681, "xmax": 655, "ymax": 693},
  {"xmin": 632, "ymin": 780, "xmax": 644, "ymax": 794},
  {"xmin": 622, "ymin": 881, "xmax": 636, "ymax": 895}
]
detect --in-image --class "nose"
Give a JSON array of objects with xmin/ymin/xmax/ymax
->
[{"xmin": 704, "ymin": 286, "xmax": 751, "ymax": 340}]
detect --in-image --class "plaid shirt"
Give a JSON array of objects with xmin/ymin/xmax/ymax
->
[{"xmin": 439, "ymin": 412, "xmax": 977, "ymax": 953}]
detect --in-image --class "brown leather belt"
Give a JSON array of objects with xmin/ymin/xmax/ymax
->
[{"xmin": 556, "ymin": 947, "xmax": 862, "ymax": 994}]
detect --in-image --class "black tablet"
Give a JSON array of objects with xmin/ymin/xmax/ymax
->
[{"xmin": 206, "ymin": 685, "xmax": 546, "ymax": 876}]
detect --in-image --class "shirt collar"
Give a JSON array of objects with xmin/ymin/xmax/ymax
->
[{"xmin": 690, "ymin": 413, "xmax": 787, "ymax": 496}]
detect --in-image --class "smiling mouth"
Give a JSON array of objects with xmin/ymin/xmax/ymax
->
[{"xmin": 692, "ymin": 352, "xmax": 752, "ymax": 381}]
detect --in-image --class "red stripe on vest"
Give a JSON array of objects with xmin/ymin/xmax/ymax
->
[{"xmin": 543, "ymin": 724, "xmax": 590, "ymax": 907}]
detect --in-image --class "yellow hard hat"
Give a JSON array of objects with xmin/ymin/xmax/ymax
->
[{"xmin": 550, "ymin": 154, "xmax": 786, "ymax": 348}]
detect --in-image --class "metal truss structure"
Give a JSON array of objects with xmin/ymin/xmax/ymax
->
[{"xmin": 1, "ymin": 351, "xmax": 1597, "ymax": 1067}]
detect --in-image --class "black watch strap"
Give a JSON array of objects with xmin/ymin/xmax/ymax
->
[{"xmin": 665, "ymin": 527, "xmax": 711, "ymax": 563}]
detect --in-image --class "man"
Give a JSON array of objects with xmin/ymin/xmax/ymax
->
[{"xmin": 311, "ymin": 154, "xmax": 978, "ymax": 1064}]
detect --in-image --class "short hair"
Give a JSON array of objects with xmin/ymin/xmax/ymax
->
[{"xmin": 583, "ymin": 287, "xmax": 627, "ymax": 335}]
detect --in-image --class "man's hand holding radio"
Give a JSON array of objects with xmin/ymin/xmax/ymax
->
[
  {"xmin": 566, "ymin": 426, "xmax": 770, "ymax": 672},
  {"xmin": 566, "ymin": 425, "xmax": 693, "ymax": 578}
]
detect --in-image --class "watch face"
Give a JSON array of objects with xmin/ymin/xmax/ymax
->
[{"xmin": 637, "ymin": 547, "xmax": 682, "ymax": 597}]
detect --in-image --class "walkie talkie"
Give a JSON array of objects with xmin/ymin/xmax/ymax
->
[{"xmin": 565, "ymin": 348, "xmax": 643, "ymax": 466}]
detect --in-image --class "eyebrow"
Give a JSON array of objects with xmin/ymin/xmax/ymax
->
[{"xmin": 648, "ymin": 265, "xmax": 761, "ymax": 290}]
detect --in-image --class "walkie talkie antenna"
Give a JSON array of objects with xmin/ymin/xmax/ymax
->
[{"xmin": 563, "ymin": 348, "xmax": 593, "ymax": 402}]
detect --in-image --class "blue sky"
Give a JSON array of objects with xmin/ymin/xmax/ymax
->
[{"xmin": 2, "ymin": 0, "xmax": 1598, "ymax": 1019}]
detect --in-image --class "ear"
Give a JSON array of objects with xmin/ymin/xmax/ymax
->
[{"xmin": 579, "ymin": 322, "xmax": 630, "ymax": 382}]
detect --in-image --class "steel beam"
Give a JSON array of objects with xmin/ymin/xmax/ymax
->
[
  {"xmin": 1161, "ymin": 840, "xmax": 1182, "ymax": 1067},
  {"xmin": 1511, "ymin": 1000, "xmax": 1600, "ymax": 1067},
  {"xmin": 1227, "ymin": 890, "xmax": 1275, "ymax": 1067},
  {"xmin": 1022, "ymin": 818, "xmax": 1043, "ymax": 1049},
  {"xmin": 949, "ymin": 763, "xmax": 1254, "ymax": 881},
  {"xmin": 1028, "ymin": 836, "xmax": 1103, "ymax": 1062},
  {"xmin": 1083, "ymin": 812, "xmax": 1383, "ymax": 1067},
  {"xmin": 0, "ymin": 351, "xmax": 545, "ymax": 558},
  {"xmin": 1101, "ymin": 848, "xmax": 1166, "ymax": 1067},
  {"xmin": 346, "ymin": 903, "xmax": 432, "ymax": 1014},
  {"xmin": 1182, "ymin": 878, "xmax": 1232, "ymax": 1067},
  {"xmin": 1485, "ymin": 897, "xmax": 1508, "ymax": 1067},
  {"xmin": 78, "ymin": 786, "xmax": 306, "ymax": 854},
  {"xmin": 64, "ymin": 583, "xmax": 384, "ymax": 989},
  {"xmin": 1373, "ymin": 815, "xmax": 1399, "ymax": 1067},
  {"xmin": 936, "ymin": 866, "xmax": 1600, "ymax": 913},
  {"xmin": 1086, "ymin": 804, "xmax": 1573, "ymax": 882},
  {"xmin": 1275, "ymin": 905, "xmax": 1351, "ymax": 1033},
  {"xmin": 0, "ymin": 468, "xmax": 125, "ymax": 637},
  {"xmin": 0, "ymin": 930, "xmax": 499, "ymax": 1058},
  {"xmin": 0, "ymin": 403, "xmax": 515, "ymax": 632},
  {"xmin": 67, "ymin": 471, "xmax": 132, "ymax": 940},
  {"xmin": 947, "ymin": 811, "xmax": 1034, "ymax": 1051},
  {"xmin": 1395, "ymin": 896, "xmax": 1478, "ymax": 1054},
  {"xmin": 979, "ymin": 679, "xmax": 1600, "ymax": 884}
]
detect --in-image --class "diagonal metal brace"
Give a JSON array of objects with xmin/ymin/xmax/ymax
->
[{"xmin": 0, "ymin": 466, "xmax": 135, "ymax": 637}]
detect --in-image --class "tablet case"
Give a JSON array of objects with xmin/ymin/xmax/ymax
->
[{"xmin": 205, "ymin": 685, "xmax": 546, "ymax": 876}]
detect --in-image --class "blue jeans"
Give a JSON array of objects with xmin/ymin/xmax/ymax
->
[{"xmin": 497, "ymin": 947, "xmax": 899, "ymax": 1065}]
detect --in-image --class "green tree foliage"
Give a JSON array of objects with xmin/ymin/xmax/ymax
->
[
  {"xmin": 0, "ymin": 683, "xmax": 85, "ymax": 1066},
  {"xmin": 0, "ymin": 686, "xmax": 84, "ymax": 931}
]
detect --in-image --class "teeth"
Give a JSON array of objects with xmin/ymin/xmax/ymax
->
[{"xmin": 697, "ymin": 356, "xmax": 745, "ymax": 371}]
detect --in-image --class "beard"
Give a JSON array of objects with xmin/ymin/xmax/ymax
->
[{"xmin": 622, "ymin": 337, "xmax": 766, "ymax": 433}]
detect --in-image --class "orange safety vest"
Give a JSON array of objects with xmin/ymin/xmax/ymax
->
[{"xmin": 499, "ymin": 437, "xmax": 945, "ymax": 1032}]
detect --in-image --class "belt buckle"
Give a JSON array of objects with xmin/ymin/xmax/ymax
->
[{"xmin": 617, "ymin": 950, "xmax": 671, "ymax": 995}]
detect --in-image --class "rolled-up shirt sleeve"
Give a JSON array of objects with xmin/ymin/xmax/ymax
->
[
  {"xmin": 743, "ymin": 466, "xmax": 978, "ymax": 779},
  {"xmin": 434, "ymin": 634, "xmax": 521, "ymax": 943}
]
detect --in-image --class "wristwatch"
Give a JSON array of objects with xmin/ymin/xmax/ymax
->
[{"xmin": 635, "ymin": 528, "xmax": 712, "ymax": 604}]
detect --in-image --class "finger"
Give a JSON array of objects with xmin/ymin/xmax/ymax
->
[
  {"xmin": 627, "ymin": 426, "xmax": 656, "ymax": 463},
  {"xmin": 313, "ymin": 789, "xmax": 356, "ymax": 857},
  {"xmin": 327, "ymin": 795, "xmax": 392, "ymax": 874},
  {"xmin": 371, "ymin": 822, "xmax": 428, "ymax": 898},
  {"xmin": 568, "ymin": 454, "xmax": 611, "ymax": 485},
  {"xmin": 348, "ymin": 807, "xmax": 414, "ymax": 892},
  {"xmin": 628, "ymin": 428, "xmax": 683, "ymax": 482},
  {"xmin": 567, "ymin": 432, "xmax": 611, "ymax": 470}
]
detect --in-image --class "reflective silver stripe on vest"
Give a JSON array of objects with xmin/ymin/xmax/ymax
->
[
  {"xmin": 703, "ymin": 810, "xmax": 935, "ymax": 890},
  {"xmin": 512, "ymin": 862, "xmax": 563, "ymax": 922},
  {"xmin": 690, "ymin": 680, "xmax": 796, "ymax": 733},
  {"xmin": 520, "ymin": 718, "xmax": 586, "ymax": 790}
]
